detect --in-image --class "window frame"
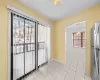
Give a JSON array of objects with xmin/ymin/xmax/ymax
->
[{"xmin": 72, "ymin": 31, "xmax": 86, "ymax": 48}]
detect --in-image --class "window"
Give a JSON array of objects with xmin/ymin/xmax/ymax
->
[
  {"xmin": 73, "ymin": 32, "xmax": 86, "ymax": 48},
  {"xmin": 81, "ymin": 32, "xmax": 86, "ymax": 48}
]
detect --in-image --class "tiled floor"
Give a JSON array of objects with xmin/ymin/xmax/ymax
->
[{"xmin": 22, "ymin": 60, "xmax": 91, "ymax": 80}]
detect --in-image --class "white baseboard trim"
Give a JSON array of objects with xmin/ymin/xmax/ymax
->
[{"xmin": 50, "ymin": 59, "xmax": 65, "ymax": 64}]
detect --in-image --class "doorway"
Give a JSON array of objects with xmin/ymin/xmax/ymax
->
[
  {"xmin": 65, "ymin": 21, "xmax": 86, "ymax": 70},
  {"xmin": 10, "ymin": 13, "xmax": 50, "ymax": 80}
]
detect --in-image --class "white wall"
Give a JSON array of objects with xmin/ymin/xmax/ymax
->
[{"xmin": 66, "ymin": 22, "xmax": 86, "ymax": 68}]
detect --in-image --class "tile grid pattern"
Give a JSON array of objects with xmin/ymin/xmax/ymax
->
[
  {"xmin": 73, "ymin": 61, "xmax": 78, "ymax": 80},
  {"xmin": 22, "ymin": 60, "xmax": 91, "ymax": 80}
]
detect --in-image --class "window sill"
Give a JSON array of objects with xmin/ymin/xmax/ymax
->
[{"xmin": 73, "ymin": 46, "xmax": 86, "ymax": 49}]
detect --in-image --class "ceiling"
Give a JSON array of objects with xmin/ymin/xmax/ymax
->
[{"xmin": 17, "ymin": 0, "xmax": 100, "ymax": 22}]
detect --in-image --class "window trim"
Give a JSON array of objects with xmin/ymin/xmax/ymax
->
[{"xmin": 73, "ymin": 31, "xmax": 86, "ymax": 48}]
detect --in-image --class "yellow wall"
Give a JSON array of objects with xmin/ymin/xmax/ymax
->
[
  {"xmin": 0, "ymin": 0, "xmax": 53, "ymax": 80},
  {"xmin": 0, "ymin": 0, "xmax": 100, "ymax": 79},
  {"xmin": 53, "ymin": 4, "xmax": 100, "ymax": 76}
]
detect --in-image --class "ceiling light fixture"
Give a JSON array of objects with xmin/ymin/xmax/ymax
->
[{"xmin": 54, "ymin": 0, "xmax": 60, "ymax": 5}]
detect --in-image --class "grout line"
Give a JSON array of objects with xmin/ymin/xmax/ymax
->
[
  {"xmin": 38, "ymin": 71, "xmax": 47, "ymax": 80},
  {"xmin": 42, "ymin": 60, "xmax": 70, "ymax": 80},
  {"xmin": 39, "ymin": 61, "xmax": 59, "ymax": 79},
  {"xmin": 23, "ymin": 60, "xmax": 82, "ymax": 80},
  {"xmin": 51, "ymin": 59, "xmax": 65, "ymax": 65},
  {"xmin": 73, "ymin": 60, "xmax": 78, "ymax": 80},
  {"xmin": 64, "ymin": 62, "xmax": 73, "ymax": 80}
]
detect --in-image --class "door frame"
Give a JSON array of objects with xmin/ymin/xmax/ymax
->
[
  {"xmin": 65, "ymin": 21, "xmax": 86, "ymax": 72},
  {"xmin": 8, "ymin": 10, "xmax": 11, "ymax": 80},
  {"xmin": 11, "ymin": 13, "xmax": 37, "ymax": 80},
  {"xmin": 8, "ymin": 8, "xmax": 51, "ymax": 80}
]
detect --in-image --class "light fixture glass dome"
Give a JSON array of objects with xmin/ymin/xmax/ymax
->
[{"xmin": 54, "ymin": 0, "xmax": 60, "ymax": 5}]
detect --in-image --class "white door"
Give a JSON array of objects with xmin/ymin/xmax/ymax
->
[{"xmin": 66, "ymin": 22, "xmax": 86, "ymax": 69}]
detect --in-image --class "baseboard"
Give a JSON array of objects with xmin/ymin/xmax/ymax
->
[
  {"xmin": 85, "ymin": 73, "xmax": 91, "ymax": 77},
  {"xmin": 51, "ymin": 59, "xmax": 65, "ymax": 64}
]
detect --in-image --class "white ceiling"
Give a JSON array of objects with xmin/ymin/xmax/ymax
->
[{"xmin": 17, "ymin": 0, "xmax": 100, "ymax": 22}]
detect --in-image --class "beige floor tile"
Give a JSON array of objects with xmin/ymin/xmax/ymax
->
[{"xmin": 22, "ymin": 60, "xmax": 90, "ymax": 80}]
